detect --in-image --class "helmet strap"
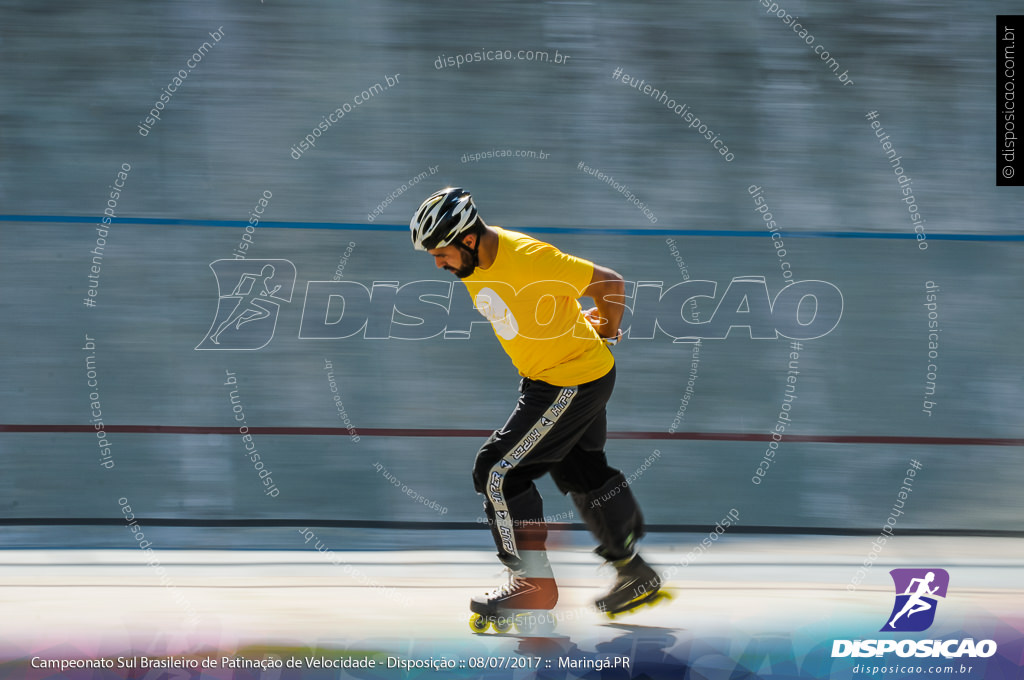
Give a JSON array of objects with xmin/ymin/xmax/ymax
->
[{"xmin": 454, "ymin": 235, "xmax": 480, "ymax": 268}]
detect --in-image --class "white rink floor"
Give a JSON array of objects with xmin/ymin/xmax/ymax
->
[{"xmin": 1, "ymin": 536, "xmax": 1022, "ymax": 659}]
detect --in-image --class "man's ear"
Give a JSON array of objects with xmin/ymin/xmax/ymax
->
[{"xmin": 461, "ymin": 233, "xmax": 477, "ymax": 249}]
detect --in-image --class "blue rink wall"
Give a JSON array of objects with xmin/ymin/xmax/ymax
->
[
  {"xmin": 1, "ymin": 0, "xmax": 1023, "ymax": 549},
  {"xmin": 1, "ymin": 221, "xmax": 1021, "ymax": 548}
]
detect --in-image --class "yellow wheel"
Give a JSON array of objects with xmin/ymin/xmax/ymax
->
[
  {"xmin": 492, "ymin": 616, "xmax": 513, "ymax": 633},
  {"xmin": 469, "ymin": 613, "xmax": 490, "ymax": 633},
  {"xmin": 645, "ymin": 590, "xmax": 673, "ymax": 608}
]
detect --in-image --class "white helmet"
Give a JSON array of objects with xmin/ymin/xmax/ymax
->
[{"xmin": 410, "ymin": 187, "xmax": 479, "ymax": 251}]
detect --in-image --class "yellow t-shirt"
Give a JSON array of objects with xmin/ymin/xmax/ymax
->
[{"xmin": 462, "ymin": 228, "xmax": 614, "ymax": 386}]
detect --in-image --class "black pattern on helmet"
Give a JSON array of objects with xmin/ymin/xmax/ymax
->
[{"xmin": 410, "ymin": 187, "xmax": 479, "ymax": 251}]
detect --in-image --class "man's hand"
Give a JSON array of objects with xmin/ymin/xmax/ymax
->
[{"xmin": 583, "ymin": 307, "xmax": 623, "ymax": 344}]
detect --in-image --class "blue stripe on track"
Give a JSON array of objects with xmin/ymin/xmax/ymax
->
[{"xmin": 1, "ymin": 214, "xmax": 1022, "ymax": 241}]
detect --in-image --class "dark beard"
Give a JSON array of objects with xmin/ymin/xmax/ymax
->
[{"xmin": 445, "ymin": 249, "xmax": 476, "ymax": 278}]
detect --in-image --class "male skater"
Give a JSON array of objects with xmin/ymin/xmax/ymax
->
[{"xmin": 410, "ymin": 187, "xmax": 663, "ymax": 624}]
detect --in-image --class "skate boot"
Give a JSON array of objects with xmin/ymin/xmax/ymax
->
[
  {"xmin": 471, "ymin": 489, "xmax": 559, "ymax": 634},
  {"xmin": 469, "ymin": 564, "xmax": 558, "ymax": 634},
  {"xmin": 595, "ymin": 553, "xmax": 668, "ymax": 618}
]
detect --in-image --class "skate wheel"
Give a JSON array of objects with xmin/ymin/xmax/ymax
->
[
  {"xmin": 603, "ymin": 589, "xmax": 673, "ymax": 619},
  {"xmin": 492, "ymin": 616, "xmax": 513, "ymax": 633},
  {"xmin": 650, "ymin": 590, "xmax": 673, "ymax": 604},
  {"xmin": 469, "ymin": 613, "xmax": 490, "ymax": 633}
]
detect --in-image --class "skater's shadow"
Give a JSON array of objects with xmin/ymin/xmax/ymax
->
[
  {"xmin": 601, "ymin": 622, "xmax": 677, "ymax": 634},
  {"xmin": 598, "ymin": 624, "xmax": 685, "ymax": 676},
  {"xmin": 513, "ymin": 633, "xmax": 576, "ymax": 658}
]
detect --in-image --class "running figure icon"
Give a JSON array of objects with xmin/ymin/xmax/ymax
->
[
  {"xmin": 888, "ymin": 571, "xmax": 938, "ymax": 628},
  {"xmin": 196, "ymin": 258, "xmax": 296, "ymax": 351},
  {"xmin": 881, "ymin": 568, "xmax": 949, "ymax": 632},
  {"xmin": 210, "ymin": 264, "xmax": 283, "ymax": 345}
]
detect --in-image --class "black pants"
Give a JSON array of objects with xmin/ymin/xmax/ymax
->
[{"xmin": 472, "ymin": 365, "xmax": 646, "ymax": 567}]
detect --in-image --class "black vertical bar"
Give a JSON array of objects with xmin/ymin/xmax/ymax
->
[{"xmin": 997, "ymin": 16, "xmax": 1024, "ymax": 185}]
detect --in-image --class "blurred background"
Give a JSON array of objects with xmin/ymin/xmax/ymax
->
[{"xmin": 1, "ymin": 0, "xmax": 1021, "ymax": 551}]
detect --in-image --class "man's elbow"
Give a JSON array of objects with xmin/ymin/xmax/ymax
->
[
  {"xmin": 593, "ymin": 265, "xmax": 624, "ymax": 287},
  {"xmin": 603, "ymin": 269, "xmax": 625, "ymax": 296},
  {"xmin": 588, "ymin": 266, "xmax": 624, "ymax": 302}
]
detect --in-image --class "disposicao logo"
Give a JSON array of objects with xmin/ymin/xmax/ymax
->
[{"xmin": 832, "ymin": 569, "xmax": 997, "ymax": 659}]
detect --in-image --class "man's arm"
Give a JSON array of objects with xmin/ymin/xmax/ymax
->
[{"xmin": 583, "ymin": 264, "xmax": 626, "ymax": 339}]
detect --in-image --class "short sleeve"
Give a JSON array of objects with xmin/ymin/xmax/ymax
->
[{"xmin": 523, "ymin": 241, "xmax": 593, "ymax": 297}]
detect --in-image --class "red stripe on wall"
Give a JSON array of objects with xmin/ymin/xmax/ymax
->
[{"xmin": 1, "ymin": 424, "xmax": 1020, "ymax": 446}]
